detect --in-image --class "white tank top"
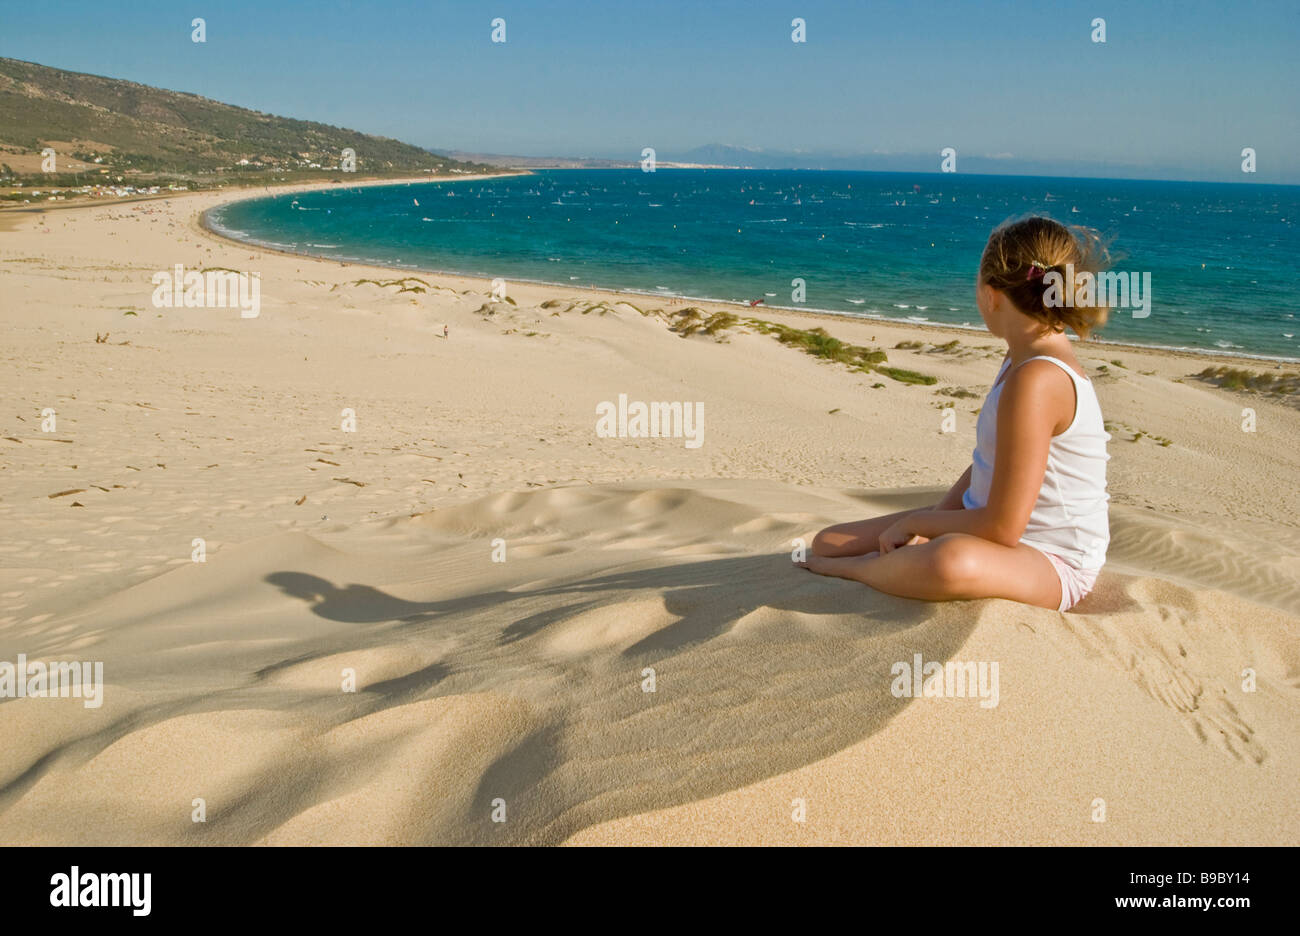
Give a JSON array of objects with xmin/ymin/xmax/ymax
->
[{"xmin": 962, "ymin": 355, "xmax": 1110, "ymax": 571}]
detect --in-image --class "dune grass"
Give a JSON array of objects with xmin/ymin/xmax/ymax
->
[
  {"xmin": 1194, "ymin": 365, "xmax": 1300, "ymax": 395},
  {"xmin": 334, "ymin": 276, "xmax": 432, "ymax": 295},
  {"xmin": 515, "ymin": 296, "xmax": 937, "ymax": 385},
  {"xmin": 741, "ymin": 319, "xmax": 935, "ymax": 384}
]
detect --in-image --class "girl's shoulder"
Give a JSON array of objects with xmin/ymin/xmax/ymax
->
[
  {"xmin": 1012, "ymin": 352, "xmax": 1089, "ymax": 381},
  {"xmin": 1000, "ymin": 358, "xmax": 1080, "ymax": 433},
  {"xmin": 1006, "ymin": 356, "xmax": 1076, "ymax": 387}
]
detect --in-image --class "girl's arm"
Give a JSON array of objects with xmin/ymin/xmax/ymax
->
[
  {"xmin": 935, "ymin": 464, "xmax": 973, "ymax": 511},
  {"xmin": 880, "ymin": 361, "xmax": 1071, "ymax": 551}
]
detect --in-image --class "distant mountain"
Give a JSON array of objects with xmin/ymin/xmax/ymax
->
[
  {"xmin": 430, "ymin": 150, "xmax": 636, "ymax": 170},
  {"xmin": 668, "ymin": 144, "xmax": 1250, "ymax": 182},
  {"xmin": 671, "ymin": 144, "xmax": 785, "ymax": 168},
  {"xmin": 436, "ymin": 143, "xmax": 956, "ymax": 172},
  {"xmin": 429, "ymin": 142, "xmax": 1199, "ymax": 179},
  {"xmin": 430, "ymin": 149, "xmax": 741, "ymax": 170},
  {"xmin": 672, "ymin": 143, "xmax": 1026, "ymax": 173},
  {"xmin": 0, "ymin": 57, "xmax": 491, "ymax": 180}
]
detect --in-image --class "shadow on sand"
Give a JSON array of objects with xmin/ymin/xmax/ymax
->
[{"xmin": 261, "ymin": 551, "xmax": 981, "ymax": 843}]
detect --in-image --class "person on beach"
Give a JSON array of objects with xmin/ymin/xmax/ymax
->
[{"xmin": 800, "ymin": 216, "xmax": 1111, "ymax": 612}]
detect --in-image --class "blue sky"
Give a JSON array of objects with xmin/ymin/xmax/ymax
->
[{"xmin": 3, "ymin": 0, "xmax": 1298, "ymax": 181}]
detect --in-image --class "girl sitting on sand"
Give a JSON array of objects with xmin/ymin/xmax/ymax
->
[{"xmin": 801, "ymin": 216, "xmax": 1110, "ymax": 612}]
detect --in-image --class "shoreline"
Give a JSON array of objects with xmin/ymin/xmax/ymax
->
[
  {"xmin": 0, "ymin": 170, "xmax": 529, "ymax": 231},
  {"xmin": 195, "ymin": 176, "xmax": 1298, "ymax": 370}
]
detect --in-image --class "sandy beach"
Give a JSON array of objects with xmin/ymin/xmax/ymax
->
[{"xmin": 1, "ymin": 177, "xmax": 1297, "ymax": 846}]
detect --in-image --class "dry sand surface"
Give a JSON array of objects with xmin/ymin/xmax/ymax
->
[{"xmin": 1, "ymin": 178, "xmax": 1298, "ymax": 845}]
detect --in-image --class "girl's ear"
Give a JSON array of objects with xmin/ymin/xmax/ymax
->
[{"xmin": 977, "ymin": 281, "xmax": 1003, "ymax": 335}]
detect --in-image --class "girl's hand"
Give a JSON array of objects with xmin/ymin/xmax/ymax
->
[{"xmin": 879, "ymin": 519, "xmax": 923, "ymax": 554}]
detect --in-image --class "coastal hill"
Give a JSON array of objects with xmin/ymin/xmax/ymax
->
[{"xmin": 0, "ymin": 57, "xmax": 491, "ymax": 193}]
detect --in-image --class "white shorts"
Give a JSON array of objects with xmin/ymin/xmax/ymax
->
[{"xmin": 1041, "ymin": 551, "xmax": 1099, "ymax": 612}]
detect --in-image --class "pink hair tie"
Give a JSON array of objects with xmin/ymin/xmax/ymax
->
[{"xmin": 1026, "ymin": 264, "xmax": 1046, "ymax": 281}]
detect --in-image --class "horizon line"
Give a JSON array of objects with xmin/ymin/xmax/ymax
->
[{"xmin": 451, "ymin": 164, "xmax": 1300, "ymax": 189}]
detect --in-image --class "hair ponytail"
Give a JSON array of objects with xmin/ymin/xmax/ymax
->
[{"xmin": 980, "ymin": 217, "xmax": 1113, "ymax": 338}]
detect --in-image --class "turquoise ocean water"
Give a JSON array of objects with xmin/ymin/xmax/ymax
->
[{"xmin": 207, "ymin": 169, "xmax": 1300, "ymax": 361}]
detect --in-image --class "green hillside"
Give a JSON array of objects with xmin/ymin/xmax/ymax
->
[{"xmin": 0, "ymin": 57, "xmax": 494, "ymax": 197}]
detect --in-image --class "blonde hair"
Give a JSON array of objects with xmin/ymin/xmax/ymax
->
[{"xmin": 979, "ymin": 216, "xmax": 1112, "ymax": 338}]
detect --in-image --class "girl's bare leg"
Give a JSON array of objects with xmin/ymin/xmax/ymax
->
[
  {"xmin": 802, "ymin": 533, "xmax": 1063, "ymax": 609},
  {"xmin": 811, "ymin": 508, "xmax": 926, "ymax": 558}
]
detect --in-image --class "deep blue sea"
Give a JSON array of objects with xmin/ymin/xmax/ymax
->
[{"xmin": 207, "ymin": 169, "xmax": 1300, "ymax": 360}]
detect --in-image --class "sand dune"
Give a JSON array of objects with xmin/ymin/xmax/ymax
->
[
  {"xmin": 2, "ymin": 479, "xmax": 1296, "ymax": 845},
  {"xmin": 1, "ymin": 183, "xmax": 1297, "ymax": 845}
]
